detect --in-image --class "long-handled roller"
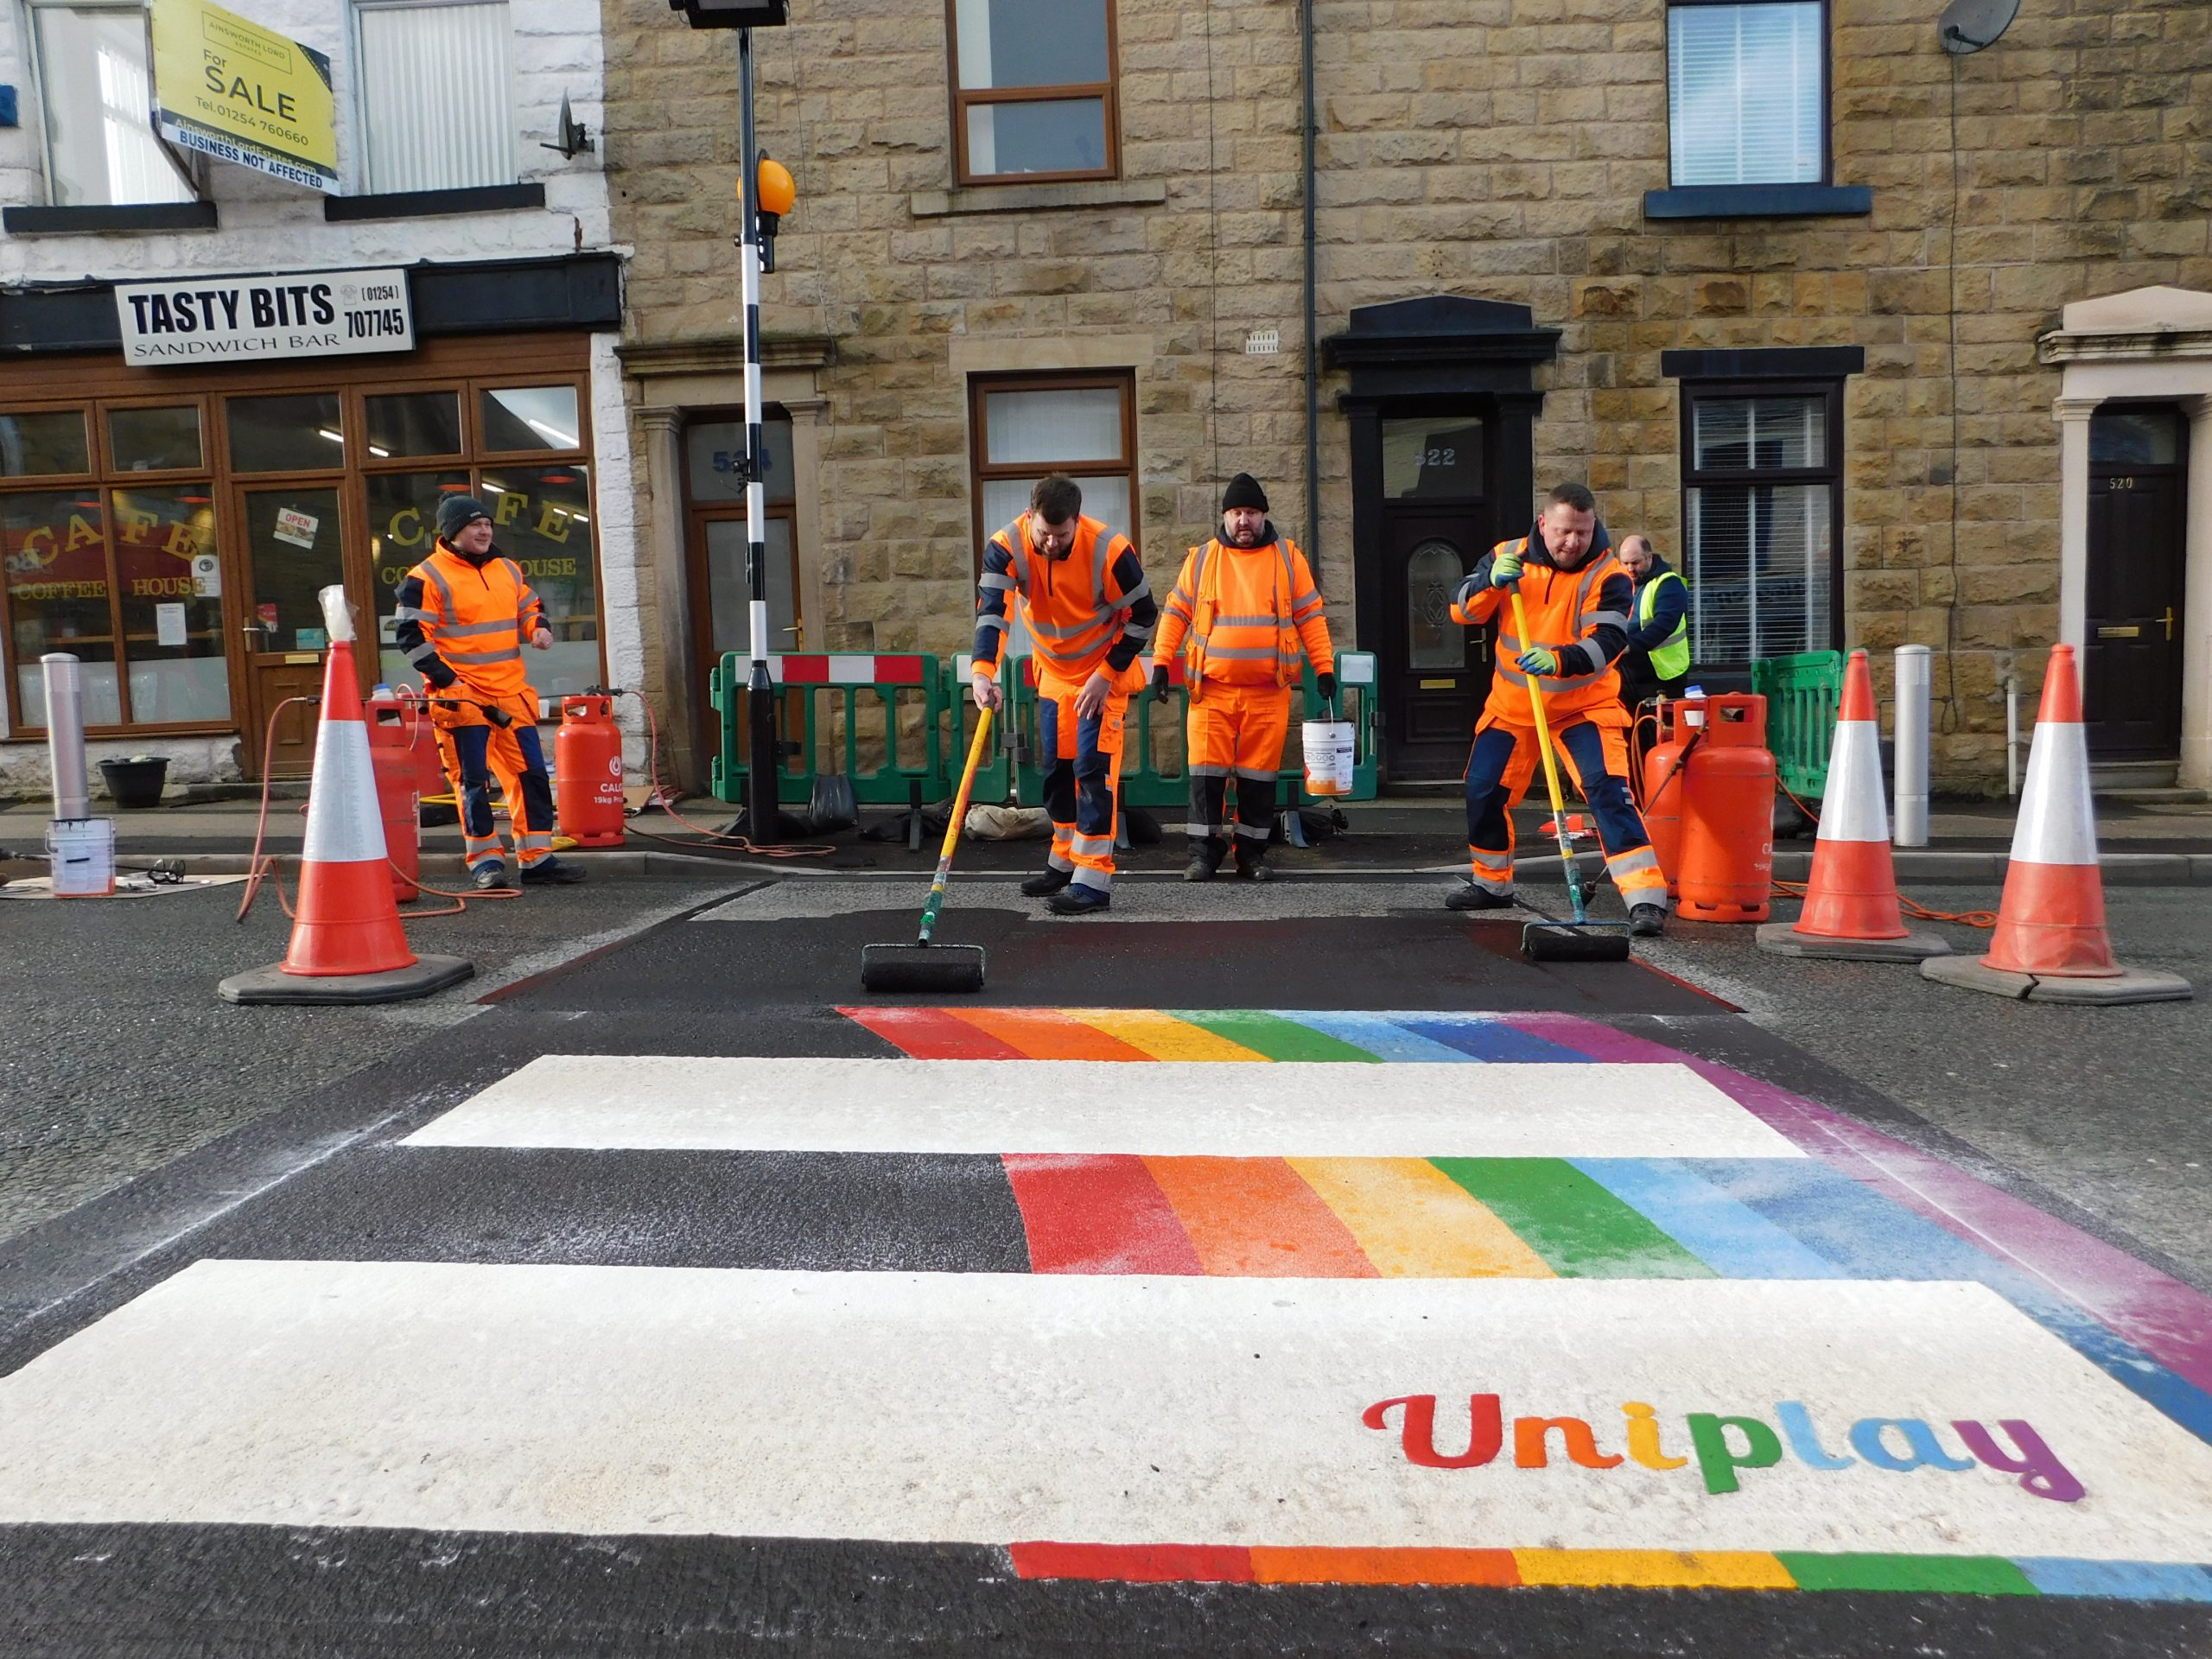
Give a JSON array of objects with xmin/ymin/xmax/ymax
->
[
  {"xmin": 1508, "ymin": 586, "xmax": 1633, "ymax": 964},
  {"xmin": 859, "ymin": 671, "xmax": 999, "ymax": 994}
]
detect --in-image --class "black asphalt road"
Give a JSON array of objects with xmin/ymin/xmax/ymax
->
[{"xmin": 2, "ymin": 895, "xmax": 2207, "ymax": 1657}]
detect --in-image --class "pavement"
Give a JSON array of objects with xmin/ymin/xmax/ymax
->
[{"xmin": 0, "ymin": 830, "xmax": 2209, "ymax": 1655}]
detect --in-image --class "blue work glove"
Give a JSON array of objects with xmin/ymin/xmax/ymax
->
[
  {"xmin": 1516, "ymin": 645, "xmax": 1562, "ymax": 677},
  {"xmin": 1316, "ymin": 671, "xmax": 1338, "ymax": 702},
  {"xmin": 1489, "ymin": 550, "xmax": 1524, "ymax": 588}
]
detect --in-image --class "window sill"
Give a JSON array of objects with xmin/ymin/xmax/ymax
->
[
  {"xmin": 911, "ymin": 178, "xmax": 1166, "ymax": 218},
  {"xmin": 325, "ymin": 182, "xmax": 546, "ymax": 223},
  {"xmin": 1641, "ymin": 184, "xmax": 1872, "ymax": 221},
  {"xmin": 3, "ymin": 200, "xmax": 218, "ymax": 235}
]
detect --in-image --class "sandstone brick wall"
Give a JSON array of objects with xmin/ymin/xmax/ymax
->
[{"xmin": 602, "ymin": 0, "xmax": 2212, "ymax": 789}]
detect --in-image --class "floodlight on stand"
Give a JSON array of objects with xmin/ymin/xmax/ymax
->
[{"xmin": 667, "ymin": 0, "xmax": 788, "ymax": 27}]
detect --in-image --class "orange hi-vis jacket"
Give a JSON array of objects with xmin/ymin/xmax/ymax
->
[
  {"xmin": 974, "ymin": 514, "xmax": 1157, "ymax": 686},
  {"xmin": 394, "ymin": 538, "xmax": 546, "ymax": 728},
  {"xmin": 1152, "ymin": 530, "xmax": 1334, "ymax": 699},
  {"xmin": 1449, "ymin": 525, "xmax": 1635, "ymax": 724}
]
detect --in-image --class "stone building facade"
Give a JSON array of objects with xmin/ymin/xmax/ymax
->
[{"xmin": 604, "ymin": 0, "xmax": 2212, "ymax": 794}]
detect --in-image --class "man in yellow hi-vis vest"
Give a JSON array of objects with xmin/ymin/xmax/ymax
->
[{"xmin": 1618, "ymin": 534, "xmax": 1691, "ymax": 713}]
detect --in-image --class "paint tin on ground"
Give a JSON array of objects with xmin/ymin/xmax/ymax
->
[{"xmin": 46, "ymin": 817, "xmax": 115, "ymax": 898}]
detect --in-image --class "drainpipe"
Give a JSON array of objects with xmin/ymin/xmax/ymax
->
[{"xmin": 1300, "ymin": 0, "xmax": 1319, "ymax": 576}]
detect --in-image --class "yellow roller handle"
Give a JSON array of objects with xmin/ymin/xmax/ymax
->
[{"xmin": 1508, "ymin": 587, "xmax": 1571, "ymax": 830}]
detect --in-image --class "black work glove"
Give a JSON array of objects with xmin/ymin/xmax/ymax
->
[
  {"xmin": 1316, "ymin": 671, "xmax": 1338, "ymax": 703},
  {"xmin": 1151, "ymin": 664, "xmax": 1172, "ymax": 702},
  {"xmin": 423, "ymin": 660, "xmax": 458, "ymax": 690}
]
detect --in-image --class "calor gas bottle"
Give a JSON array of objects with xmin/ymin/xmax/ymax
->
[
  {"xmin": 365, "ymin": 686, "xmax": 422, "ymax": 901},
  {"xmin": 1639, "ymin": 699, "xmax": 1692, "ymax": 900},
  {"xmin": 556, "ymin": 695, "xmax": 626, "ymax": 847},
  {"xmin": 1675, "ymin": 692, "xmax": 1776, "ymax": 923}
]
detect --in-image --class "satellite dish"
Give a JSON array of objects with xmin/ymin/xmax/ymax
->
[
  {"xmin": 540, "ymin": 91, "xmax": 595, "ymax": 159},
  {"xmin": 1939, "ymin": 0, "xmax": 2018, "ymax": 54}
]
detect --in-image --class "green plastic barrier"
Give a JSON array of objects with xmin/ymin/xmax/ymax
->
[
  {"xmin": 1749, "ymin": 650, "xmax": 1844, "ymax": 799},
  {"xmin": 711, "ymin": 652, "xmax": 950, "ymax": 806}
]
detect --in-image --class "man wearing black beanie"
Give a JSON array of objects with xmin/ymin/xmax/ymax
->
[{"xmin": 1150, "ymin": 474, "xmax": 1336, "ymax": 881}]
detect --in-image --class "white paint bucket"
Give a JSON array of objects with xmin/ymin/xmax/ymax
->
[
  {"xmin": 1301, "ymin": 719, "xmax": 1356, "ymax": 797},
  {"xmin": 46, "ymin": 817, "xmax": 115, "ymax": 898}
]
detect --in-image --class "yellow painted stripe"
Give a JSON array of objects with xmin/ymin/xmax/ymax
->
[
  {"xmin": 1061, "ymin": 1009, "xmax": 1271, "ymax": 1063},
  {"xmin": 1512, "ymin": 1549, "xmax": 1797, "ymax": 1591},
  {"xmin": 1287, "ymin": 1158, "xmax": 1556, "ymax": 1279}
]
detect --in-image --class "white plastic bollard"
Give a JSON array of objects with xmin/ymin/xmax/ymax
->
[
  {"xmin": 1893, "ymin": 644, "xmax": 1931, "ymax": 848},
  {"xmin": 41, "ymin": 652, "xmax": 90, "ymax": 820}
]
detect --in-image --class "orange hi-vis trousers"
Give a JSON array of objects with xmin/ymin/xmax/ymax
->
[
  {"xmin": 1462, "ymin": 707, "xmax": 1668, "ymax": 909},
  {"xmin": 1036, "ymin": 664, "xmax": 1138, "ymax": 894},
  {"xmin": 435, "ymin": 717, "xmax": 556, "ymax": 872},
  {"xmin": 1185, "ymin": 682, "xmax": 1290, "ymax": 866}
]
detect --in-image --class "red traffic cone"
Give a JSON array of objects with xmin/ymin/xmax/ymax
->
[
  {"xmin": 1924, "ymin": 645, "xmax": 2190, "ymax": 1004},
  {"xmin": 220, "ymin": 589, "xmax": 472, "ymax": 1006},
  {"xmin": 1758, "ymin": 650, "xmax": 1947, "ymax": 962}
]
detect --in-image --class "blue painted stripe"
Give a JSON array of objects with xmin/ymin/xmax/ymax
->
[
  {"xmin": 1268, "ymin": 1011, "xmax": 1479, "ymax": 1063},
  {"xmin": 2014, "ymin": 1559, "xmax": 2212, "ymax": 1602},
  {"xmin": 1392, "ymin": 1016, "xmax": 1592, "ymax": 1064},
  {"xmin": 1701, "ymin": 1159, "xmax": 2212, "ymax": 1448},
  {"xmin": 1571, "ymin": 1158, "xmax": 1842, "ymax": 1279}
]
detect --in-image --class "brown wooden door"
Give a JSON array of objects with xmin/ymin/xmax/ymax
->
[
  {"xmin": 1379, "ymin": 511, "xmax": 1492, "ymax": 779},
  {"xmin": 236, "ymin": 483, "xmax": 348, "ymax": 776},
  {"xmin": 2085, "ymin": 409, "xmax": 2187, "ymax": 760}
]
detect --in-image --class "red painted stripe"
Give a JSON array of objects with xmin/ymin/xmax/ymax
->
[
  {"xmin": 1010, "ymin": 1542, "xmax": 1255, "ymax": 1583},
  {"xmin": 874, "ymin": 656, "xmax": 926, "ymax": 684},
  {"xmin": 837, "ymin": 1006, "xmax": 1027, "ymax": 1059},
  {"xmin": 1003, "ymin": 1154, "xmax": 1205, "ymax": 1274}
]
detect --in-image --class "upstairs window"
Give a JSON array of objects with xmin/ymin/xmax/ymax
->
[
  {"xmin": 1667, "ymin": 1, "xmax": 1825, "ymax": 188},
  {"xmin": 949, "ymin": 0, "xmax": 1118, "ymax": 185},
  {"xmin": 28, "ymin": 2, "xmax": 195, "ymax": 207},
  {"xmin": 354, "ymin": 1, "xmax": 517, "ymax": 194}
]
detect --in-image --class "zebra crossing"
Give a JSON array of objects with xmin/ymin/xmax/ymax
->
[{"xmin": 2, "ymin": 1009, "xmax": 2210, "ymax": 1608}]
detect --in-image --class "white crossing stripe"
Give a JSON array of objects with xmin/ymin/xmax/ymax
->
[
  {"xmin": 1, "ymin": 1262, "xmax": 2204, "ymax": 1558},
  {"xmin": 399, "ymin": 1057, "xmax": 1807, "ymax": 1158}
]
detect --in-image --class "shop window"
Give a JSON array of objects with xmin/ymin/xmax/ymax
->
[
  {"xmin": 366, "ymin": 391, "xmax": 464, "ymax": 459},
  {"xmin": 480, "ymin": 385, "xmax": 582, "ymax": 454},
  {"xmin": 354, "ymin": 1, "xmax": 517, "ymax": 194},
  {"xmin": 370, "ymin": 471, "xmax": 474, "ymax": 681},
  {"xmin": 0, "ymin": 410, "xmax": 91, "ymax": 479},
  {"xmin": 229, "ymin": 394, "xmax": 346, "ymax": 474},
  {"xmin": 106, "ymin": 405, "xmax": 202, "ymax": 474},
  {"xmin": 1679, "ymin": 383, "xmax": 1842, "ymax": 669},
  {"xmin": 484, "ymin": 463, "xmax": 597, "ymax": 698},
  {"xmin": 27, "ymin": 2, "xmax": 196, "ymax": 207},
  {"xmin": 948, "ymin": 0, "xmax": 1118, "ymax": 185},
  {"xmin": 969, "ymin": 374, "xmax": 1135, "ymax": 564},
  {"xmin": 1667, "ymin": 1, "xmax": 1825, "ymax": 188}
]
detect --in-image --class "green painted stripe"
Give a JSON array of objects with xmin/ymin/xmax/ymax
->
[
  {"xmin": 1429, "ymin": 1158, "xmax": 1714, "ymax": 1278},
  {"xmin": 1170, "ymin": 1010, "xmax": 1380, "ymax": 1064},
  {"xmin": 1775, "ymin": 1554, "xmax": 2039, "ymax": 1596}
]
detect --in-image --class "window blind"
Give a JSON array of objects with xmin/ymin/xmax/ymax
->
[
  {"xmin": 1668, "ymin": 2, "xmax": 1822, "ymax": 188},
  {"xmin": 357, "ymin": 2, "xmax": 516, "ymax": 194},
  {"xmin": 1685, "ymin": 393, "xmax": 1834, "ymax": 668}
]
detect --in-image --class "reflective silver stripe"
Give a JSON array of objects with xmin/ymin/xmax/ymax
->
[
  {"xmin": 1212, "ymin": 613, "xmax": 1280, "ymax": 627},
  {"xmin": 1234, "ymin": 823, "xmax": 1271, "ymax": 840},
  {"xmin": 1028, "ymin": 608, "xmax": 1115, "ymax": 640},
  {"xmin": 976, "ymin": 614, "xmax": 1009, "ymax": 632},
  {"xmin": 979, "ymin": 572, "xmax": 1014, "ymax": 591},
  {"xmin": 1046, "ymin": 850, "xmax": 1075, "ymax": 872},
  {"xmin": 1233, "ymin": 766, "xmax": 1276, "ymax": 784},
  {"xmin": 1497, "ymin": 661, "xmax": 1610, "ymax": 693},
  {"xmin": 1090, "ymin": 526, "xmax": 1113, "ymax": 596},
  {"xmin": 1581, "ymin": 609, "xmax": 1630, "ymax": 629},
  {"xmin": 393, "ymin": 605, "xmax": 431, "ymax": 622},
  {"xmin": 406, "ymin": 645, "xmax": 443, "ymax": 666},
  {"xmin": 418, "ymin": 560, "xmax": 455, "ymax": 613},
  {"xmin": 1117, "ymin": 575, "xmax": 1152, "ymax": 607},
  {"xmin": 518, "ymin": 832, "xmax": 553, "ymax": 851},
  {"xmin": 1188, "ymin": 763, "xmax": 1231, "ymax": 777},
  {"xmin": 446, "ymin": 646, "xmax": 524, "ymax": 665},
  {"xmin": 1071, "ymin": 834, "xmax": 1113, "ymax": 857},
  {"xmin": 441, "ymin": 618, "xmax": 518, "ymax": 639},
  {"xmin": 1470, "ymin": 871, "xmax": 1514, "ymax": 895},
  {"xmin": 1167, "ymin": 582, "xmax": 1193, "ymax": 607},
  {"xmin": 1000, "ymin": 523, "xmax": 1030, "ymax": 594},
  {"xmin": 1071, "ymin": 867, "xmax": 1111, "ymax": 892},
  {"xmin": 1201, "ymin": 645, "xmax": 1280, "ymax": 661},
  {"xmin": 1607, "ymin": 846, "xmax": 1661, "ymax": 876},
  {"xmin": 1184, "ymin": 821, "xmax": 1222, "ymax": 836},
  {"xmin": 1122, "ymin": 619, "xmax": 1155, "ymax": 639}
]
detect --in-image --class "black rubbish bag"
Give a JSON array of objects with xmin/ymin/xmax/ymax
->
[{"xmin": 806, "ymin": 772, "xmax": 858, "ymax": 833}]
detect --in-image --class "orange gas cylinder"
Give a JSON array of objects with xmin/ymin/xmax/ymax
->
[
  {"xmin": 1676, "ymin": 693, "xmax": 1775, "ymax": 923},
  {"xmin": 556, "ymin": 695, "xmax": 626, "ymax": 847},
  {"xmin": 1639, "ymin": 701, "xmax": 1689, "ymax": 899},
  {"xmin": 365, "ymin": 687, "xmax": 422, "ymax": 901}
]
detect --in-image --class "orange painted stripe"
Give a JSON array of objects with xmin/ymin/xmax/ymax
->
[
  {"xmin": 1513, "ymin": 1548, "xmax": 1797, "ymax": 1590},
  {"xmin": 1250, "ymin": 1547, "xmax": 1522, "ymax": 1586},
  {"xmin": 948, "ymin": 1007, "xmax": 1154, "ymax": 1061},
  {"xmin": 1141, "ymin": 1156, "xmax": 1379, "ymax": 1278}
]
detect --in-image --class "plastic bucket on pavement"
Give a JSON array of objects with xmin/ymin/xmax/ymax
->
[
  {"xmin": 47, "ymin": 817, "xmax": 115, "ymax": 897},
  {"xmin": 1300, "ymin": 718, "xmax": 1355, "ymax": 796}
]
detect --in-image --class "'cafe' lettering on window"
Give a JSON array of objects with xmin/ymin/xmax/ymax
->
[{"xmin": 3, "ymin": 510, "xmax": 206, "ymax": 601}]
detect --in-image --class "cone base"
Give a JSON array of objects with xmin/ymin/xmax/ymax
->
[
  {"xmin": 219, "ymin": 954, "xmax": 474, "ymax": 1007},
  {"xmin": 1756, "ymin": 922, "xmax": 1950, "ymax": 962},
  {"xmin": 1921, "ymin": 955, "xmax": 2192, "ymax": 1006}
]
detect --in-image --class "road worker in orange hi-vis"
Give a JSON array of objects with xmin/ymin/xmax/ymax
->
[
  {"xmin": 1150, "ymin": 473, "xmax": 1334, "ymax": 883},
  {"xmin": 1446, "ymin": 480, "xmax": 1667, "ymax": 938},
  {"xmin": 972, "ymin": 473, "xmax": 1160, "ymax": 915},
  {"xmin": 394, "ymin": 493, "xmax": 585, "ymax": 892}
]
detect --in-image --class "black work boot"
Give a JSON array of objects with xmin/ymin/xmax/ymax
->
[
  {"xmin": 1182, "ymin": 843, "xmax": 1222, "ymax": 882},
  {"xmin": 1020, "ymin": 867, "xmax": 1074, "ymax": 898},
  {"xmin": 1630, "ymin": 903, "xmax": 1666, "ymax": 938},
  {"xmin": 1236, "ymin": 850, "xmax": 1273, "ymax": 882},
  {"xmin": 1046, "ymin": 883, "xmax": 1112, "ymax": 915},
  {"xmin": 1445, "ymin": 882, "xmax": 1513, "ymax": 912}
]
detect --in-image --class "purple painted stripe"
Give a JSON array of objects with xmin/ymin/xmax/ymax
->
[{"xmin": 1500, "ymin": 1014, "xmax": 2212, "ymax": 1402}]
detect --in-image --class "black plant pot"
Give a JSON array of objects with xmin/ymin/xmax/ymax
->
[{"xmin": 99, "ymin": 756, "xmax": 169, "ymax": 810}]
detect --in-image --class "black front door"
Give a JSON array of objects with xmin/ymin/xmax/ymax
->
[
  {"xmin": 1381, "ymin": 511, "xmax": 1491, "ymax": 779},
  {"xmin": 2085, "ymin": 407, "xmax": 2187, "ymax": 760}
]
